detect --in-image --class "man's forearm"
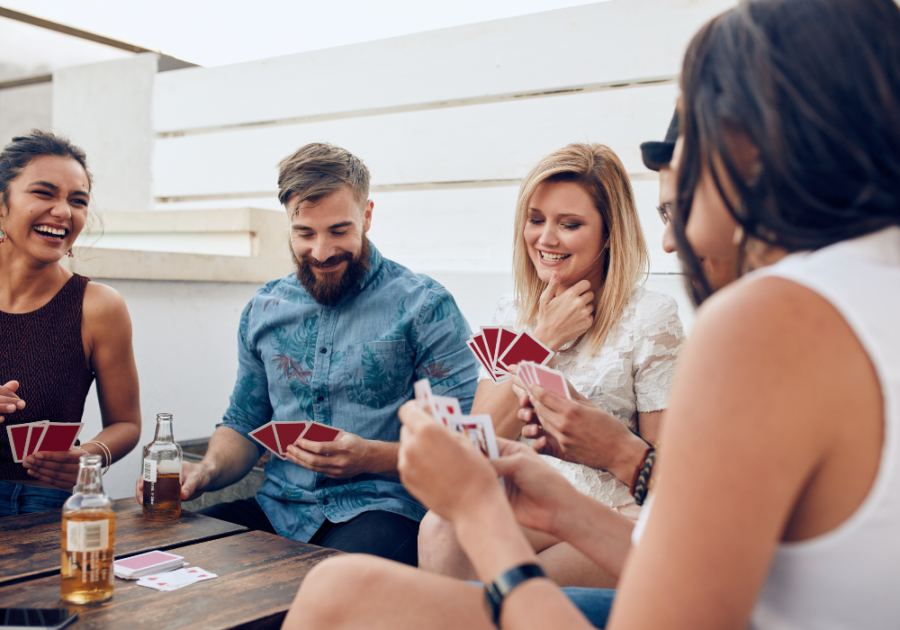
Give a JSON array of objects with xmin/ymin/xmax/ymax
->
[
  {"xmin": 201, "ymin": 426, "xmax": 261, "ymax": 492},
  {"xmin": 553, "ymin": 494, "xmax": 635, "ymax": 579},
  {"xmin": 364, "ymin": 440, "xmax": 401, "ymax": 478}
]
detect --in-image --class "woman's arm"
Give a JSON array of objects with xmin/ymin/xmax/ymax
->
[
  {"xmin": 608, "ymin": 278, "xmax": 878, "ymax": 630},
  {"xmin": 472, "ymin": 378, "xmax": 524, "ymax": 439},
  {"xmin": 24, "ymin": 283, "xmax": 141, "ymax": 489}
]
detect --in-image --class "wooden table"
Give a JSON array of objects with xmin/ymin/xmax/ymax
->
[
  {"xmin": 0, "ymin": 502, "xmax": 340, "ymax": 629},
  {"xmin": 0, "ymin": 498, "xmax": 247, "ymax": 587}
]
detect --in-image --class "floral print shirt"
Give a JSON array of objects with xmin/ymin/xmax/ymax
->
[{"xmin": 222, "ymin": 243, "xmax": 478, "ymax": 542}]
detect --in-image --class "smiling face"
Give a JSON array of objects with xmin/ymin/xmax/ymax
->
[
  {"xmin": 288, "ymin": 185, "xmax": 374, "ymax": 306},
  {"xmin": 0, "ymin": 155, "xmax": 90, "ymax": 264},
  {"xmin": 523, "ymin": 180, "xmax": 607, "ymax": 290}
]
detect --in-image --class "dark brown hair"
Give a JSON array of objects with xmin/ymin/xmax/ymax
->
[
  {"xmin": 0, "ymin": 130, "xmax": 92, "ymax": 207},
  {"xmin": 277, "ymin": 142, "xmax": 370, "ymax": 210},
  {"xmin": 675, "ymin": 0, "xmax": 900, "ymax": 304}
]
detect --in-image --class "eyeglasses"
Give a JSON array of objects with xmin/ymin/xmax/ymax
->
[{"xmin": 656, "ymin": 203, "xmax": 673, "ymax": 226}]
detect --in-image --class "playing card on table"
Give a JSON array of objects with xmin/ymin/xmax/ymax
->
[
  {"xmin": 114, "ymin": 550, "xmax": 185, "ymax": 579},
  {"xmin": 497, "ymin": 332, "xmax": 554, "ymax": 371},
  {"xmin": 137, "ymin": 567, "xmax": 218, "ymax": 591}
]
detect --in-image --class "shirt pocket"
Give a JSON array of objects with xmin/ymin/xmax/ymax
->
[{"xmin": 346, "ymin": 340, "xmax": 413, "ymax": 409}]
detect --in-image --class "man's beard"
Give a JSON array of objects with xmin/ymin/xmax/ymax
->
[{"xmin": 293, "ymin": 236, "xmax": 371, "ymax": 307}]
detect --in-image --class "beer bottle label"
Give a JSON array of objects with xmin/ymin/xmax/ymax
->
[
  {"xmin": 67, "ymin": 520, "xmax": 110, "ymax": 552},
  {"xmin": 143, "ymin": 458, "xmax": 157, "ymax": 483}
]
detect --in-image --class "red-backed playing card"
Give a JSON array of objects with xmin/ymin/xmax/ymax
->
[
  {"xmin": 6, "ymin": 424, "xmax": 30, "ymax": 463},
  {"xmin": 32, "ymin": 422, "xmax": 81, "ymax": 454},
  {"xmin": 273, "ymin": 422, "xmax": 307, "ymax": 456},
  {"xmin": 497, "ymin": 332, "xmax": 554, "ymax": 370},
  {"xmin": 115, "ymin": 551, "xmax": 183, "ymax": 572},
  {"xmin": 494, "ymin": 328, "xmax": 518, "ymax": 373},
  {"xmin": 302, "ymin": 423, "xmax": 341, "ymax": 443},
  {"xmin": 249, "ymin": 422, "xmax": 284, "ymax": 459},
  {"xmin": 466, "ymin": 339, "xmax": 497, "ymax": 382}
]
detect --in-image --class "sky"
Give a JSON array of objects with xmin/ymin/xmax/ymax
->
[{"xmin": 0, "ymin": 0, "xmax": 610, "ymax": 70}]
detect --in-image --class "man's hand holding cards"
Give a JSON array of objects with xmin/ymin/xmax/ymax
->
[{"xmin": 414, "ymin": 379, "xmax": 501, "ymax": 463}]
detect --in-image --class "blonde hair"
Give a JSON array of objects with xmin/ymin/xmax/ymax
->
[{"xmin": 512, "ymin": 143, "xmax": 649, "ymax": 356}]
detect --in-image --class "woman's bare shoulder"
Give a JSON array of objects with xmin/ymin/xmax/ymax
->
[{"xmin": 82, "ymin": 281, "xmax": 131, "ymax": 328}]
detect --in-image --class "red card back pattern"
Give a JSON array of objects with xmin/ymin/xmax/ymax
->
[
  {"xmin": 303, "ymin": 424, "xmax": 340, "ymax": 442},
  {"xmin": 35, "ymin": 424, "xmax": 80, "ymax": 452},
  {"xmin": 274, "ymin": 422, "xmax": 307, "ymax": 451}
]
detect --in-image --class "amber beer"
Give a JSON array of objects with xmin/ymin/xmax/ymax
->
[
  {"xmin": 142, "ymin": 413, "xmax": 183, "ymax": 521},
  {"xmin": 143, "ymin": 464, "xmax": 182, "ymax": 521},
  {"xmin": 61, "ymin": 455, "xmax": 115, "ymax": 604}
]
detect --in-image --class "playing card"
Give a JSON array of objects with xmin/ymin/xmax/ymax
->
[
  {"xmin": 497, "ymin": 332, "xmax": 554, "ymax": 371},
  {"xmin": 516, "ymin": 361, "xmax": 536, "ymax": 392},
  {"xmin": 273, "ymin": 422, "xmax": 308, "ymax": 456},
  {"xmin": 466, "ymin": 339, "xmax": 497, "ymax": 382},
  {"xmin": 6, "ymin": 424, "xmax": 30, "ymax": 463},
  {"xmin": 24, "ymin": 422, "xmax": 49, "ymax": 458},
  {"xmin": 302, "ymin": 423, "xmax": 341, "ymax": 443},
  {"xmin": 248, "ymin": 422, "xmax": 284, "ymax": 460},
  {"xmin": 431, "ymin": 395, "xmax": 463, "ymax": 427},
  {"xmin": 449, "ymin": 414, "xmax": 500, "ymax": 460},
  {"xmin": 138, "ymin": 567, "xmax": 217, "ymax": 591},
  {"xmin": 480, "ymin": 327, "xmax": 502, "ymax": 365},
  {"xmin": 533, "ymin": 364, "xmax": 571, "ymax": 400},
  {"xmin": 31, "ymin": 422, "xmax": 81, "ymax": 454},
  {"xmin": 469, "ymin": 334, "xmax": 495, "ymax": 373},
  {"xmin": 414, "ymin": 378, "xmax": 442, "ymax": 414},
  {"xmin": 114, "ymin": 551, "xmax": 185, "ymax": 579},
  {"xmin": 494, "ymin": 328, "xmax": 518, "ymax": 373}
]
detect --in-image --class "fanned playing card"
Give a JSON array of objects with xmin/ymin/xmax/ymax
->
[
  {"xmin": 302, "ymin": 423, "xmax": 341, "ymax": 443},
  {"xmin": 496, "ymin": 332, "xmax": 554, "ymax": 371},
  {"xmin": 6, "ymin": 424, "xmax": 30, "ymax": 463},
  {"xmin": 518, "ymin": 361, "xmax": 571, "ymax": 400},
  {"xmin": 272, "ymin": 422, "xmax": 308, "ymax": 456},
  {"xmin": 493, "ymin": 328, "xmax": 518, "ymax": 373},
  {"xmin": 32, "ymin": 422, "xmax": 81, "ymax": 454},
  {"xmin": 249, "ymin": 422, "xmax": 285, "ymax": 460},
  {"xmin": 466, "ymin": 339, "xmax": 497, "ymax": 383}
]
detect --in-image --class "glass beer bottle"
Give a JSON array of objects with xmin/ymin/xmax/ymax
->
[
  {"xmin": 61, "ymin": 454, "xmax": 115, "ymax": 604},
  {"xmin": 142, "ymin": 413, "xmax": 183, "ymax": 521}
]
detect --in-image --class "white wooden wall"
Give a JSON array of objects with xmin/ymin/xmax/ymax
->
[{"xmin": 149, "ymin": 0, "xmax": 737, "ymax": 330}]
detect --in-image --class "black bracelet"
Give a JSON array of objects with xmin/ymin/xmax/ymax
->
[
  {"xmin": 630, "ymin": 447, "xmax": 656, "ymax": 506},
  {"xmin": 483, "ymin": 563, "xmax": 547, "ymax": 628}
]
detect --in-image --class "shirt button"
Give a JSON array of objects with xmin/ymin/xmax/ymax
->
[
  {"xmin": 320, "ymin": 347, "xmax": 327, "ymax": 354},
  {"xmin": 321, "ymin": 498, "xmax": 329, "ymax": 505},
  {"xmin": 317, "ymin": 396, "xmax": 324, "ymax": 402}
]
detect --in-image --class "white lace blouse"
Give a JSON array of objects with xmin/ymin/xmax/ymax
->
[{"xmin": 480, "ymin": 286, "xmax": 685, "ymax": 507}]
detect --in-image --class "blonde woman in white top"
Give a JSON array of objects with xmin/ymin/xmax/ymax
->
[{"xmin": 417, "ymin": 143, "xmax": 684, "ymax": 587}]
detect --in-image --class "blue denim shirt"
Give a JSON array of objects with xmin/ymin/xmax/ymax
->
[{"xmin": 221, "ymin": 243, "xmax": 478, "ymax": 542}]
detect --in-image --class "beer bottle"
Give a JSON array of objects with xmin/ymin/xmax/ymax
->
[
  {"xmin": 142, "ymin": 413, "xmax": 183, "ymax": 521},
  {"xmin": 61, "ymin": 454, "xmax": 115, "ymax": 604}
]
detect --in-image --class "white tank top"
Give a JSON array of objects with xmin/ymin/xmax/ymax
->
[{"xmin": 633, "ymin": 227, "xmax": 900, "ymax": 629}]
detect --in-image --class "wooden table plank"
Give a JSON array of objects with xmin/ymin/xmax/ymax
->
[
  {"xmin": 0, "ymin": 531, "xmax": 340, "ymax": 630},
  {"xmin": 0, "ymin": 498, "xmax": 247, "ymax": 586}
]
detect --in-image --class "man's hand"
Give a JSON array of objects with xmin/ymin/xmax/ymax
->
[
  {"xmin": 134, "ymin": 460, "xmax": 211, "ymax": 505},
  {"xmin": 523, "ymin": 384, "xmax": 648, "ymax": 484},
  {"xmin": 286, "ymin": 431, "xmax": 382, "ymax": 479},
  {"xmin": 0, "ymin": 380, "xmax": 25, "ymax": 423},
  {"xmin": 23, "ymin": 448, "xmax": 88, "ymax": 490}
]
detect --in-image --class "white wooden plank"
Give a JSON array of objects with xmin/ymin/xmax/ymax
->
[
  {"xmin": 153, "ymin": 82, "xmax": 678, "ymax": 199},
  {"xmin": 153, "ymin": 0, "xmax": 734, "ymax": 133}
]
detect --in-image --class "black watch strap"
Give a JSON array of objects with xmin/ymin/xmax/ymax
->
[{"xmin": 483, "ymin": 563, "xmax": 547, "ymax": 627}]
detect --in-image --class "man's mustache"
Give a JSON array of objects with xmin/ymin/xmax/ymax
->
[{"xmin": 303, "ymin": 252, "xmax": 353, "ymax": 268}]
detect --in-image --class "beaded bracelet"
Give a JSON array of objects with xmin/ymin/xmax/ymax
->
[
  {"xmin": 629, "ymin": 446, "xmax": 656, "ymax": 506},
  {"xmin": 82, "ymin": 441, "xmax": 112, "ymax": 476}
]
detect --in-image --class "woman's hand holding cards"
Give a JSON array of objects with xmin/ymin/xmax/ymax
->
[
  {"xmin": 397, "ymin": 401, "xmax": 504, "ymax": 524},
  {"xmin": 23, "ymin": 447, "xmax": 89, "ymax": 489},
  {"xmin": 531, "ymin": 273, "xmax": 595, "ymax": 352}
]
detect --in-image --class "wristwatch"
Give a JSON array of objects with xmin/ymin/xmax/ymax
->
[{"xmin": 483, "ymin": 563, "xmax": 547, "ymax": 627}]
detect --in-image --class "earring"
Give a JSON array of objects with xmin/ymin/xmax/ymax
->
[
  {"xmin": 747, "ymin": 160, "xmax": 763, "ymax": 186},
  {"xmin": 733, "ymin": 225, "xmax": 745, "ymax": 245},
  {"xmin": 0, "ymin": 228, "xmax": 6, "ymax": 244},
  {"xmin": 67, "ymin": 248, "xmax": 74, "ymax": 258}
]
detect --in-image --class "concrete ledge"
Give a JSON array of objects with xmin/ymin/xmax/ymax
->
[{"xmin": 62, "ymin": 246, "xmax": 294, "ymax": 283}]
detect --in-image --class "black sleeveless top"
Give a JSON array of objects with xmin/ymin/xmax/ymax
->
[{"xmin": 0, "ymin": 274, "xmax": 95, "ymax": 481}]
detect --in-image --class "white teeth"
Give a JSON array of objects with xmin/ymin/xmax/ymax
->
[
  {"xmin": 34, "ymin": 226, "xmax": 67, "ymax": 237},
  {"xmin": 540, "ymin": 251, "xmax": 570, "ymax": 262}
]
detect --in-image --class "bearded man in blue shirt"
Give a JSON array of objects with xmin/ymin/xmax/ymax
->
[{"xmin": 136, "ymin": 143, "xmax": 478, "ymax": 566}]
